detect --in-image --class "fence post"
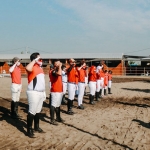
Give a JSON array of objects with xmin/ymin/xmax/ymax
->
[{"xmin": 122, "ymin": 59, "xmax": 125, "ymax": 76}]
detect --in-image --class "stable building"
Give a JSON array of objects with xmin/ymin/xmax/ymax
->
[{"xmin": 0, "ymin": 53, "xmax": 149, "ymax": 76}]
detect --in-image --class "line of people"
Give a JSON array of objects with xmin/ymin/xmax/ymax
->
[{"xmin": 9, "ymin": 52, "xmax": 112, "ymax": 138}]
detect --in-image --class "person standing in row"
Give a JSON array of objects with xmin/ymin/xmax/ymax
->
[
  {"xmin": 108, "ymin": 70, "xmax": 113, "ymax": 94},
  {"xmin": 49, "ymin": 60, "xmax": 64, "ymax": 125},
  {"xmin": 61, "ymin": 65, "xmax": 67, "ymax": 105},
  {"xmin": 84, "ymin": 74, "xmax": 88, "ymax": 96},
  {"xmin": 77, "ymin": 60, "xmax": 87, "ymax": 109},
  {"xmin": 9, "ymin": 57, "xmax": 22, "ymax": 119},
  {"xmin": 26, "ymin": 52, "xmax": 46, "ymax": 138},
  {"xmin": 88, "ymin": 65, "xmax": 97, "ymax": 104},
  {"xmin": 67, "ymin": 58, "xmax": 78, "ymax": 115},
  {"xmin": 49, "ymin": 64, "xmax": 54, "ymax": 107},
  {"xmin": 99, "ymin": 67, "xmax": 105, "ymax": 97},
  {"xmin": 104, "ymin": 70, "xmax": 108, "ymax": 95},
  {"xmin": 95, "ymin": 62, "xmax": 103, "ymax": 101}
]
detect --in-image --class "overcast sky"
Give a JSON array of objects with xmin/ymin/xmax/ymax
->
[{"xmin": 0, "ymin": 0, "xmax": 150, "ymax": 55}]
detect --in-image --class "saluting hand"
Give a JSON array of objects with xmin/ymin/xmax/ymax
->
[
  {"xmin": 34, "ymin": 56, "xmax": 40, "ymax": 62},
  {"xmin": 59, "ymin": 62, "xmax": 62, "ymax": 67}
]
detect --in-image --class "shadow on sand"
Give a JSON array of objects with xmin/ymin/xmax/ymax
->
[
  {"xmin": 62, "ymin": 122, "xmax": 133, "ymax": 150},
  {"xmin": 132, "ymin": 119, "xmax": 150, "ymax": 129},
  {"xmin": 115, "ymin": 101, "xmax": 150, "ymax": 108},
  {"xmin": 0, "ymin": 105, "xmax": 27, "ymax": 135},
  {"xmin": 121, "ymin": 88, "xmax": 150, "ymax": 93}
]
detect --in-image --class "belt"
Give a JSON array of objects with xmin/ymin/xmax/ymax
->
[
  {"xmin": 63, "ymin": 81, "xmax": 67, "ymax": 83},
  {"xmin": 27, "ymin": 89, "xmax": 44, "ymax": 92},
  {"xmin": 68, "ymin": 82, "xmax": 76, "ymax": 84},
  {"xmin": 79, "ymin": 82, "xmax": 85, "ymax": 83}
]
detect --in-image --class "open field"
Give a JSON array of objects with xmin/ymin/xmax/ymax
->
[{"xmin": 0, "ymin": 76, "xmax": 150, "ymax": 150}]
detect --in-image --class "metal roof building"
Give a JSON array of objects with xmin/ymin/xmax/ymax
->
[
  {"xmin": 0, "ymin": 53, "xmax": 123, "ymax": 60},
  {"xmin": 0, "ymin": 53, "xmax": 149, "ymax": 76}
]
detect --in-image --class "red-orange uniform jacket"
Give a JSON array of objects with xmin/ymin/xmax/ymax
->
[
  {"xmin": 96, "ymin": 71, "xmax": 101, "ymax": 80},
  {"xmin": 88, "ymin": 66, "xmax": 97, "ymax": 82},
  {"xmin": 104, "ymin": 73, "xmax": 108, "ymax": 86},
  {"xmin": 99, "ymin": 70, "xmax": 105, "ymax": 78},
  {"xmin": 67, "ymin": 66, "xmax": 78, "ymax": 84},
  {"xmin": 49, "ymin": 69, "xmax": 63, "ymax": 92},
  {"xmin": 77, "ymin": 67, "xmax": 86, "ymax": 82},
  {"xmin": 108, "ymin": 74, "xmax": 112, "ymax": 81},
  {"xmin": 11, "ymin": 67, "xmax": 21, "ymax": 84}
]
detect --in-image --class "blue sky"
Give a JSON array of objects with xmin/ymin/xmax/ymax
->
[{"xmin": 0, "ymin": 0, "xmax": 150, "ymax": 55}]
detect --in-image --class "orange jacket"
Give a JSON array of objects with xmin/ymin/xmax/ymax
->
[
  {"xmin": 11, "ymin": 67, "xmax": 21, "ymax": 84},
  {"xmin": 49, "ymin": 69, "xmax": 63, "ymax": 92},
  {"xmin": 67, "ymin": 66, "xmax": 78, "ymax": 84},
  {"xmin": 108, "ymin": 74, "xmax": 112, "ymax": 81},
  {"xmin": 77, "ymin": 67, "xmax": 86, "ymax": 82},
  {"xmin": 88, "ymin": 65, "xmax": 97, "ymax": 82},
  {"xmin": 100, "ymin": 69, "xmax": 105, "ymax": 78},
  {"xmin": 104, "ymin": 73, "xmax": 108, "ymax": 86}
]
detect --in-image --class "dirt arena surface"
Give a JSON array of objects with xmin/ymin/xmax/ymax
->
[{"xmin": 0, "ymin": 76, "xmax": 150, "ymax": 150}]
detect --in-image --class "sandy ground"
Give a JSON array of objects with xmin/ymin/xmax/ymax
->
[{"xmin": 0, "ymin": 75, "xmax": 150, "ymax": 150}]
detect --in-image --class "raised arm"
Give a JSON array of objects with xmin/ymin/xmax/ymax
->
[
  {"xmin": 9, "ymin": 60, "xmax": 19, "ymax": 73},
  {"xmin": 26, "ymin": 57, "xmax": 40, "ymax": 72}
]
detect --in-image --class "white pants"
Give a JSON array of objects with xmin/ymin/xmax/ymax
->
[
  {"xmin": 100, "ymin": 78, "xmax": 104, "ymax": 96},
  {"xmin": 67, "ymin": 83, "xmax": 76, "ymax": 100},
  {"xmin": 104, "ymin": 86, "xmax": 108, "ymax": 90},
  {"xmin": 26, "ymin": 91, "xmax": 46, "ymax": 115},
  {"xmin": 63, "ymin": 82, "xmax": 67, "ymax": 94},
  {"xmin": 96, "ymin": 79, "xmax": 101, "ymax": 92},
  {"xmin": 100, "ymin": 78, "xmax": 104, "ymax": 89},
  {"xmin": 108, "ymin": 81, "xmax": 112, "ymax": 88},
  {"xmin": 78, "ymin": 82, "xmax": 85, "ymax": 106},
  {"xmin": 49, "ymin": 82, "xmax": 51, "ymax": 90},
  {"xmin": 89, "ymin": 81, "xmax": 96, "ymax": 96},
  {"xmin": 51, "ymin": 92, "xmax": 63, "ymax": 107},
  {"xmin": 11, "ymin": 83, "xmax": 22, "ymax": 102}
]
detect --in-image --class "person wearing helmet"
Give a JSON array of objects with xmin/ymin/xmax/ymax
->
[{"xmin": 9, "ymin": 57, "xmax": 22, "ymax": 119}]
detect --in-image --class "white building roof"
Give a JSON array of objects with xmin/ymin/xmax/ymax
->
[{"xmin": 0, "ymin": 53, "xmax": 123, "ymax": 61}]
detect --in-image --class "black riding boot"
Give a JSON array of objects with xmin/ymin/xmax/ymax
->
[
  {"xmin": 71, "ymin": 100, "xmax": 74, "ymax": 112},
  {"xmin": 34, "ymin": 113, "xmax": 45, "ymax": 133},
  {"xmin": 55, "ymin": 107, "xmax": 65, "ymax": 122},
  {"xmin": 49, "ymin": 94, "xmax": 51, "ymax": 107},
  {"xmin": 27, "ymin": 112, "xmax": 35, "ymax": 138},
  {"xmin": 11, "ymin": 101, "xmax": 20, "ymax": 119},
  {"xmin": 99, "ymin": 89, "xmax": 102, "ymax": 98},
  {"xmin": 91, "ymin": 95, "xmax": 95, "ymax": 105},
  {"xmin": 89, "ymin": 94, "xmax": 92, "ymax": 104},
  {"xmin": 67, "ymin": 99, "xmax": 74, "ymax": 115},
  {"xmin": 50, "ymin": 105, "xmax": 58, "ymax": 125},
  {"xmin": 108, "ymin": 88, "xmax": 112, "ymax": 94},
  {"xmin": 61, "ymin": 94, "xmax": 67, "ymax": 105},
  {"xmin": 15, "ymin": 102, "xmax": 21, "ymax": 118},
  {"xmin": 89, "ymin": 94, "xmax": 95, "ymax": 105},
  {"xmin": 104, "ymin": 89, "xmax": 106, "ymax": 95},
  {"xmin": 11, "ymin": 101, "xmax": 14, "ymax": 117},
  {"xmin": 95, "ymin": 92, "xmax": 100, "ymax": 101}
]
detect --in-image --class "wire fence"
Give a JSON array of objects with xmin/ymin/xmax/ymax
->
[
  {"xmin": 124, "ymin": 67, "xmax": 150, "ymax": 76},
  {"xmin": 0, "ymin": 64, "xmax": 150, "ymax": 76}
]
